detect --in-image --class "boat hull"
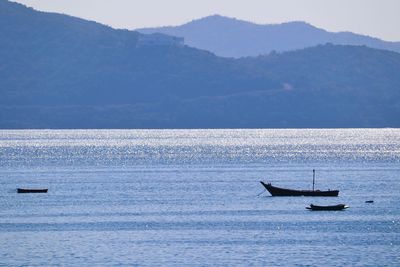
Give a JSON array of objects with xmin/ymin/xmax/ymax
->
[
  {"xmin": 17, "ymin": 188, "xmax": 48, "ymax": 193},
  {"xmin": 260, "ymin": 181, "xmax": 339, "ymax": 197},
  {"xmin": 306, "ymin": 204, "xmax": 348, "ymax": 211}
]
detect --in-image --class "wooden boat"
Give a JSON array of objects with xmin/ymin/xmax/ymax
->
[
  {"xmin": 260, "ymin": 181, "xmax": 339, "ymax": 196},
  {"xmin": 306, "ymin": 204, "xmax": 348, "ymax": 211},
  {"xmin": 260, "ymin": 169, "xmax": 339, "ymax": 197},
  {"xmin": 17, "ymin": 188, "xmax": 48, "ymax": 193}
]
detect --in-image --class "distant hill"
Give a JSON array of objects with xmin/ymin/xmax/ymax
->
[
  {"xmin": 138, "ymin": 15, "xmax": 400, "ymax": 58},
  {"xmin": 1, "ymin": 1, "xmax": 400, "ymax": 128}
]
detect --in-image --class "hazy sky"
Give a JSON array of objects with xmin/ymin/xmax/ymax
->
[{"xmin": 12, "ymin": 0, "xmax": 400, "ymax": 42}]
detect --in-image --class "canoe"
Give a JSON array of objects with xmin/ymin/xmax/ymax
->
[
  {"xmin": 260, "ymin": 181, "xmax": 339, "ymax": 197},
  {"xmin": 306, "ymin": 204, "xmax": 348, "ymax": 211},
  {"xmin": 17, "ymin": 188, "xmax": 48, "ymax": 193}
]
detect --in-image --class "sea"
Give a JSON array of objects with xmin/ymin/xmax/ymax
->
[{"xmin": 0, "ymin": 129, "xmax": 399, "ymax": 266}]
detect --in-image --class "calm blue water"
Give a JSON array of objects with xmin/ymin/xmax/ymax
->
[{"xmin": 0, "ymin": 129, "xmax": 399, "ymax": 266}]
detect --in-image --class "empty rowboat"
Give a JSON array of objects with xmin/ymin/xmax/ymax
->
[
  {"xmin": 17, "ymin": 188, "xmax": 48, "ymax": 193},
  {"xmin": 306, "ymin": 204, "xmax": 348, "ymax": 211}
]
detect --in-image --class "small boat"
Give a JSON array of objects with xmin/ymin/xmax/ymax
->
[
  {"xmin": 260, "ymin": 181, "xmax": 339, "ymax": 197},
  {"xmin": 260, "ymin": 169, "xmax": 339, "ymax": 197},
  {"xmin": 306, "ymin": 204, "xmax": 348, "ymax": 211},
  {"xmin": 365, "ymin": 200, "xmax": 374, "ymax": 203},
  {"xmin": 17, "ymin": 188, "xmax": 48, "ymax": 193}
]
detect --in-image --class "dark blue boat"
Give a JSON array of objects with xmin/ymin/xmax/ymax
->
[
  {"xmin": 260, "ymin": 182, "xmax": 339, "ymax": 197},
  {"xmin": 17, "ymin": 188, "xmax": 48, "ymax": 193},
  {"xmin": 306, "ymin": 204, "xmax": 348, "ymax": 210},
  {"xmin": 260, "ymin": 169, "xmax": 339, "ymax": 197}
]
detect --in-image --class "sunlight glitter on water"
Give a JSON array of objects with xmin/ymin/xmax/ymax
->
[{"xmin": 1, "ymin": 129, "xmax": 400, "ymax": 167}]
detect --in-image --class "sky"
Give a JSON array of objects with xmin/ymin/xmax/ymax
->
[{"xmin": 12, "ymin": 0, "xmax": 400, "ymax": 42}]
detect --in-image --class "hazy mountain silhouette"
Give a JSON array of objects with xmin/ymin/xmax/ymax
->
[
  {"xmin": 1, "ymin": 1, "xmax": 400, "ymax": 128},
  {"xmin": 138, "ymin": 15, "xmax": 400, "ymax": 58}
]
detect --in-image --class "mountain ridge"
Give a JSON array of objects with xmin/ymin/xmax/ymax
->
[{"xmin": 138, "ymin": 14, "xmax": 400, "ymax": 58}]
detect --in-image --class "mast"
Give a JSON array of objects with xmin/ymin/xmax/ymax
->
[{"xmin": 312, "ymin": 169, "xmax": 315, "ymax": 191}]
